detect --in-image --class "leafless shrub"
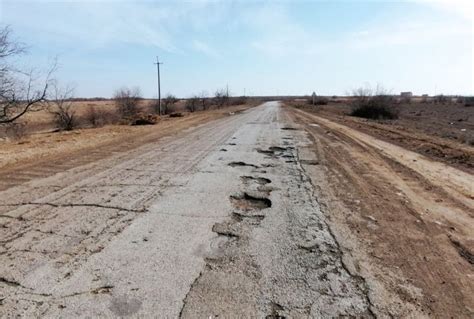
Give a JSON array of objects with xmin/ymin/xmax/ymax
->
[
  {"xmin": 229, "ymin": 96, "xmax": 247, "ymax": 105},
  {"xmin": 161, "ymin": 94, "xmax": 178, "ymax": 115},
  {"xmin": 185, "ymin": 96, "xmax": 199, "ymax": 112},
  {"xmin": 350, "ymin": 85, "xmax": 398, "ymax": 120},
  {"xmin": 47, "ymin": 82, "xmax": 76, "ymax": 131},
  {"xmin": 113, "ymin": 86, "xmax": 141, "ymax": 118},
  {"xmin": 0, "ymin": 26, "xmax": 55, "ymax": 125},
  {"xmin": 85, "ymin": 106, "xmax": 115, "ymax": 127},
  {"xmin": 214, "ymin": 88, "xmax": 229, "ymax": 108},
  {"xmin": 199, "ymin": 91, "xmax": 209, "ymax": 110},
  {"xmin": 433, "ymin": 94, "xmax": 448, "ymax": 104},
  {"xmin": 306, "ymin": 96, "xmax": 328, "ymax": 105}
]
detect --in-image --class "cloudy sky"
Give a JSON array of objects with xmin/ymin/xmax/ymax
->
[{"xmin": 0, "ymin": 0, "xmax": 472, "ymax": 98}]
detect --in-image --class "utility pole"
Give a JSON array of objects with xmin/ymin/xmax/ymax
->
[{"xmin": 154, "ymin": 56, "xmax": 163, "ymax": 115}]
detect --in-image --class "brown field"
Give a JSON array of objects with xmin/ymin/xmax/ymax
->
[{"xmin": 287, "ymin": 100, "xmax": 474, "ymax": 173}]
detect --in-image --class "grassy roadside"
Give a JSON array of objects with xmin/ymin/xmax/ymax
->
[{"xmin": 0, "ymin": 103, "xmax": 257, "ymax": 171}]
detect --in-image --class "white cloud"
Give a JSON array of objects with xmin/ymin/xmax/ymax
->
[
  {"xmin": 416, "ymin": 0, "xmax": 473, "ymax": 21},
  {"xmin": 192, "ymin": 40, "xmax": 221, "ymax": 58}
]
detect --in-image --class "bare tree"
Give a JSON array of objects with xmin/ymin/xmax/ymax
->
[
  {"xmin": 185, "ymin": 96, "xmax": 199, "ymax": 112},
  {"xmin": 199, "ymin": 91, "xmax": 209, "ymax": 110},
  {"xmin": 161, "ymin": 94, "xmax": 178, "ymax": 115},
  {"xmin": 113, "ymin": 86, "xmax": 141, "ymax": 118},
  {"xmin": 47, "ymin": 81, "xmax": 76, "ymax": 131},
  {"xmin": 214, "ymin": 88, "xmax": 229, "ymax": 109},
  {"xmin": 0, "ymin": 26, "xmax": 54, "ymax": 124}
]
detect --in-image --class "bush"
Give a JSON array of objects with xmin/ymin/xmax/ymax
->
[
  {"xmin": 307, "ymin": 96, "xmax": 329, "ymax": 105},
  {"xmin": 160, "ymin": 94, "xmax": 179, "ymax": 115},
  {"xmin": 185, "ymin": 96, "xmax": 199, "ymax": 112},
  {"xmin": 114, "ymin": 87, "xmax": 141, "ymax": 118},
  {"xmin": 214, "ymin": 89, "xmax": 229, "ymax": 108},
  {"xmin": 48, "ymin": 83, "xmax": 77, "ymax": 131},
  {"xmin": 229, "ymin": 96, "xmax": 247, "ymax": 105},
  {"xmin": 350, "ymin": 86, "xmax": 398, "ymax": 120},
  {"xmin": 433, "ymin": 94, "xmax": 448, "ymax": 104},
  {"xmin": 51, "ymin": 105, "xmax": 76, "ymax": 131},
  {"xmin": 463, "ymin": 96, "xmax": 474, "ymax": 107},
  {"xmin": 85, "ymin": 106, "xmax": 115, "ymax": 127},
  {"xmin": 130, "ymin": 114, "xmax": 158, "ymax": 126}
]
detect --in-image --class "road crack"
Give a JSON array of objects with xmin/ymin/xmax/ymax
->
[
  {"xmin": 0, "ymin": 202, "xmax": 146, "ymax": 213},
  {"xmin": 178, "ymin": 271, "xmax": 203, "ymax": 318}
]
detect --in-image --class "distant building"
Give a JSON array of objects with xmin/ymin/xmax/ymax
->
[{"xmin": 400, "ymin": 92, "xmax": 413, "ymax": 98}]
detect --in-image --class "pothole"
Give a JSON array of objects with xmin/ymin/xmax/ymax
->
[
  {"xmin": 220, "ymin": 148, "xmax": 227, "ymax": 152},
  {"xmin": 257, "ymin": 185, "xmax": 275, "ymax": 196},
  {"xmin": 230, "ymin": 193, "xmax": 271, "ymax": 211},
  {"xmin": 232, "ymin": 211, "xmax": 265, "ymax": 222},
  {"xmin": 228, "ymin": 162, "xmax": 258, "ymax": 168},
  {"xmin": 212, "ymin": 222, "xmax": 239, "ymax": 238},
  {"xmin": 241, "ymin": 176, "xmax": 271, "ymax": 185},
  {"xmin": 257, "ymin": 149, "xmax": 275, "ymax": 156},
  {"xmin": 269, "ymin": 146, "xmax": 288, "ymax": 152},
  {"xmin": 257, "ymin": 146, "xmax": 293, "ymax": 158}
]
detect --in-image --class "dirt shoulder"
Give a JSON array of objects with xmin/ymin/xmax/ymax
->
[
  {"xmin": 286, "ymin": 106, "xmax": 474, "ymax": 317},
  {"xmin": 0, "ymin": 105, "xmax": 253, "ymax": 190},
  {"xmin": 287, "ymin": 102, "xmax": 474, "ymax": 174}
]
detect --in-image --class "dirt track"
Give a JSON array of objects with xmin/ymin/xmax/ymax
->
[
  {"xmin": 287, "ymin": 106, "xmax": 473, "ymax": 317},
  {"xmin": 1, "ymin": 102, "xmax": 473, "ymax": 317}
]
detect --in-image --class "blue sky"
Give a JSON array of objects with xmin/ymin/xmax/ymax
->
[{"xmin": 0, "ymin": 0, "xmax": 472, "ymax": 98}]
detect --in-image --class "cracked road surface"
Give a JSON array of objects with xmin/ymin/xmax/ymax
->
[{"xmin": 4, "ymin": 101, "xmax": 467, "ymax": 317}]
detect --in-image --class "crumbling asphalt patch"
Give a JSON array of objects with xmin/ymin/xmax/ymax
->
[
  {"xmin": 240, "ymin": 176, "xmax": 271, "ymax": 185},
  {"xmin": 256, "ymin": 146, "xmax": 294, "ymax": 159},
  {"xmin": 232, "ymin": 211, "xmax": 265, "ymax": 223},
  {"xmin": 230, "ymin": 193, "xmax": 272, "ymax": 211}
]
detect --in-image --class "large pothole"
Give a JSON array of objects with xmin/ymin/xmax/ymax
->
[
  {"xmin": 228, "ymin": 162, "xmax": 259, "ymax": 168},
  {"xmin": 230, "ymin": 193, "xmax": 271, "ymax": 211},
  {"xmin": 240, "ymin": 176, "xmax": 271, "ymax": 185}
]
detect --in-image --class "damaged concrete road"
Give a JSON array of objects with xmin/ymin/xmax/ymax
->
[{"xmin": 3, "ymin": 101, "xmax": 466, "ymax": 317}]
